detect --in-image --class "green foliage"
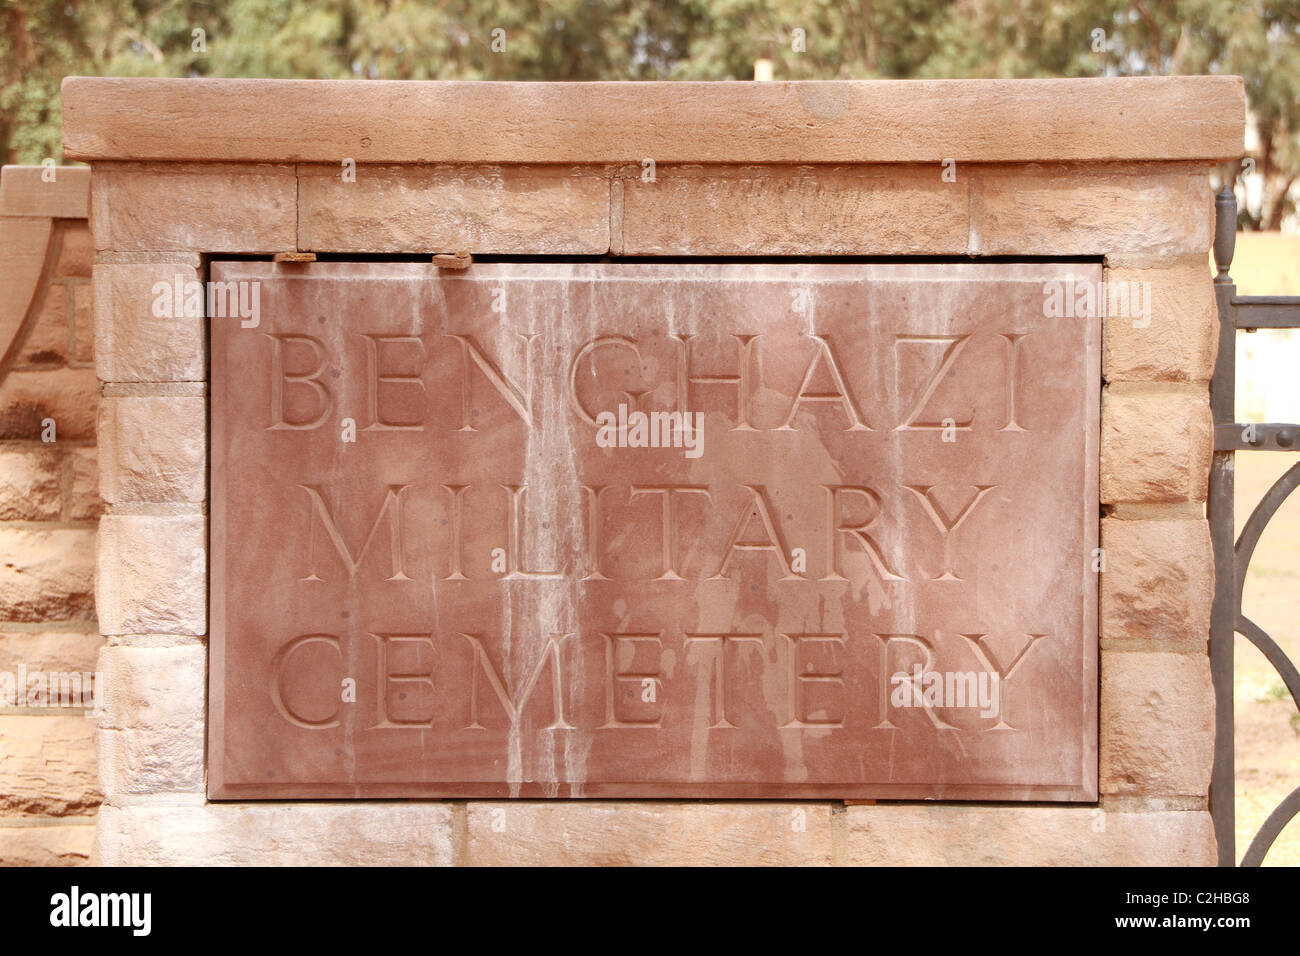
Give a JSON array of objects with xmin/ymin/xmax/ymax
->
[{"xmin": 1, "ymin": 0, "xmax": 1296, "ymax": 225}]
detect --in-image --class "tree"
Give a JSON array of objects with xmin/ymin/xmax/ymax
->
[{"xmin": 1, "ymin": 0, "xmax": 1296, "ymax": 228}]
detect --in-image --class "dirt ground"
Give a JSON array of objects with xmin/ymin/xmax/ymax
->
[{"xmin": 1232, "ymin": 450, "xmax": 1300, "ymax": 866}]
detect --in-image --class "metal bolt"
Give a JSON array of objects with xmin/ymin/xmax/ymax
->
[{"xmin": 1277, "ymin": 427, "xmax": 1295, "ymax": 448}]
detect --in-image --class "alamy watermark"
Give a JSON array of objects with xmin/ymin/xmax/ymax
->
[
  {"xmin": 0, "ymin": 666, "xmax": 101, "ymax": 715},
  {"xmin": 594, "ymin": 403, "xmax": 704, "ymax": 458},
  {"xmin": 50, "ymin": 886, "xmax": 150, "ymax": 936},
  {"xmin": 1042, "ymin": 277, "xmax": 1151, "ymax": 328},
  {"xmin": 152, "ymin": 274, "xmax": 261, "ymax": 328},
  {"xmin": 889, "ymin": 665, "xmax": 1000, "ymax": 719}
]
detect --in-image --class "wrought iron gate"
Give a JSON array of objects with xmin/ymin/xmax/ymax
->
[{"xmin": 1209, "ymin": 185, "xmax": 1300, "ymax": 866}]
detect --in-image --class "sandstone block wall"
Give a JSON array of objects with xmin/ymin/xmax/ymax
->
[
  {"xmin": 2, "ymin": 75, "xmax": 1238, "ymax": 865},
  {"xmin": 0, "ymin": 166, "xmax": 101, "ymax": 865}
]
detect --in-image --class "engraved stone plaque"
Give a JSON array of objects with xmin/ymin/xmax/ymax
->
[{"xmin": 209, "ymin": 261, "xmax": 1099, "ymax": 799}]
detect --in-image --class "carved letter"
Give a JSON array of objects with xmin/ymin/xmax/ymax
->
[
  {"xmin": 823, "ymin": 486, "xmax": 904, "ymax": 582},
  {"xmin": 904, "ymin": 484, "xmax": 997, "ymax": 580},
  {"xmin": 299, "ymin": 484, "xmax": 413, "ymax": 582},
  {"xmin": 360, "ymin": 334, "xmax": 425, "ymax": 430},
  {"xmin": 463, "ymin": 634, "xmax": 573, "ymax": 730},
  {"xmin": 710, "ymin": 486, "xmax": 798, "ymax": 580},
  {"xmin": 683, "ymin": 633, "xmax": 764, "ymax": 728},
  {"xmin": 501, "ymin": 485, "xmax": 563, "ymax": 579},
  {"xmin": 450, "ymin": 332, "xmax": 536, "ymax": 430},
  {"xmin": 783, "ymin": 634, "xmax": 846, "ymax": 727},
  {"xmin": 873, "ymin": 634, "xmax": 955, "ymax": 731},
  {"xmin": 568, "ymin": 336, "xmax": 641, "ymax": 426},
  {"xmin": 674, "ymin": 333, "xmax": 758, "ymax": 431},
  {"xmin": 895, "ymin": 334, "xmax": 974, "ymax": 431},
  {"xmin": 602, "ymin": 633, "xmax": 664, "ymax": 727},
  {"xmin": 779, "ymin": 334, "xmax": 869, "ymax": 431},
  {"xmin": 372, "ymin": 633, "xmax": 436, "ymax": 728},
  {"xmin": 267, "ymin": 334, "xmax": 332, "ymax": 430},
  {"xmin": 271, "ymin": 634, "xmax": 342, "ymax": 729},
  {"xmin": 631, "ymin": 485, "xmax": 712, "ymax": 580}
]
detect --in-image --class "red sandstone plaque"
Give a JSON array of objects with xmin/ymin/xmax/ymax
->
[{"xmin": 209, "ymin": 261, "xmax": 1099, "ymax": 799}]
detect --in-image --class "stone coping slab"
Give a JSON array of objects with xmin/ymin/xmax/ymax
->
[
  {"xmin": 0, "ymin": 166, "xmax": 90, "ymax": 219},
  {"xmin": 62, "ymin": 76, "xmax": 1243, "ymax": 165}
]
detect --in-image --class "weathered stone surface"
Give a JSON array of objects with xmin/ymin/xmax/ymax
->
[
  {"xmin": 209, "ymin": 260, "xmax": 1099, "ymax": 801},
  {"xmin": 90, "ymin": 162, "xmax": 295, "ymax": 252},
  {"xmin": 839, "ymin": 804, "xmax": 1215, "ymax": 865},
  {"xmin": 0, "ymin": 716, "xmax": 100, "ymax": 816},
  {"xmin": 0, "ymin": 529, "xmax": 96, "ymax": 622},
  {"xmin": 1100, "ymin": 650, "xmax": 1214, "ymax": 796},
  {"xmin": 466, "ymin": 802, "xmax": 832, "ymax": 866},
  {"xmin": 0, "ymin": 366, "xmax": 97, "ymax": 440},
  {"xmin": 0, "ymin": 165, "xmax": 90, "ymax": 219},
  {"xmin": 61, "ymin": 77, "xmax": 1245, "ymax": 164},
  {"xmin": 98, "ymin": 397, "xmax": 204, "ymax": 503},
  {"xmin": 93, "ymin": 803, "xmax": 455, "ymax": 866},
  {"xmin": 70, "ymin": 282, "xmax": 93, "ymax": 366},
  {"xmin": 0, "ymin": 217, "xmax": 52, "ymax": 372},
  {"xmin": 96, "ymin": 514, "xmax": 204, "ymax": 636},
  {"xmin": 93, "ymin": 261, "xmax": 204, "ymax": 383},
  {"xmin": 0, "ymin": 631, "xmax": 102, "ymax": 700},
  {"xmin": 1101, "ymin": 518, "xmax": 1212, "ymax": 646},
  {"xmin": 20, "ymin": 282, "xmax": 70, "ymax": 365},
  {"xmin": 1101, "ymin": 385, "xmax": 1212, "ymax": 503},
  {"xmin": 0, "ymin": 444, "xmax": 62, "ymax": 520},
  {"xmin": 620, "ymin": 164, "xmax": 967, "ymax": 255},
  {"xmin": 970, "ymin": 164, "xmax": 1213, "ymax": 256},
  {"xmin": 299, "ymin": 164, "xmax": 610, "ymax": 254},
  {"xmin": 55, "ymin": 224, "xmax": 93, "ymax": 278},
  {"xmin": 97, "ymin": 644, "xmax": 204, "ymax": 795},
  {"xmin": 66, "ymin": 446, "xmax": 100, "ymax": 520},
  {"xmin": 0, "ymin": 823, "xmax": 94, "ymax": 866},
  {"xmin": 1104, "ymin": 256, "xmax": 1218, "ymax": 383}
]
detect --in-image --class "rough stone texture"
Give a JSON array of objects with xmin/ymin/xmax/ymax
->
[
  {"xmin": 93, "ymin": 261, "xmax": 204, "ymax": 383},
  {"xmin": 98, "ymin": 397, "xmax": 204, "ymax": 503},
  {"xmin": 620, "ymin": 164, "xmax": 967, "ymax": 255},
  {"xmin": 298, "ymin": 164, "xmax": 610, "ymax": 253},
  {"xmin": 0, "ymin": 528, "xmax": 96, "ymax": 622},
  {"xmin": 97, "ymin": 644, "xmax": 204, "ymax": 795},
  {"xmin": 0, "ymin": 366, "xmax": 97, "ymax": 440},
  {"xmin": 465, "ymin": 802, "xmax": 833, "ymax": 866},
  {"xmin": 54, "ymin": 78, "xmax": 1236, "ymax": 865},
  {"xmin": 66, "ymin": 446, "xmax": 100, "ymax": 519},
  {"xmin": 93, "ymin": 803, "xmax": 455, "ymax": 866},
  {"xmin": 1101, "ymin": 385, "xmax": 1212, "ymax": 503},
  {"xmin": 0, "ymin": 716, "xmax": 100, "ymax": 816},
  {"xmin": 56, "ymin": 225, "xmax": 93, "ymax": 279},
  {"xmin": 839, "ymin": 804, "xmax": 1215, "ymax": 865},
  {"xmin": 20, "ymin": 282, "xmax": 70, "ymax": 365},
  {"xmin": 0, "ymin": 631, "xmax": 102, "ymax": 700},
  {"xmin": 0, "ymin": 217, "xmax": 52, "ymax": 367},
  {"xmin": 0, "ymin": 165, "xmax": 90, "ymax": 219},
  {"xmin": 61, "ymin": 77, "xmax": 1245, "ymax": 164},
  {"xmin": 0, "ymin": 445, "xmax": 62, "ymax": 520},
  {"xmin": 1100, "ymin": 650, "xmax": 1214, "ymax": 797},
  {"xmin": 96, "ymin": 514, "xmax": 205, "ymax": 636},
  {"xmin": 0, "ymin": 178, "xmax": 103, "ymax": 868},
  {"xmin": 1104, "ymin": 256, "xmax": 1218, "ymax": 383},
  {"xmin": 1101, "ymin": 518, "xmax": 1213, "ymax": 647},
  {"xmin": 90, "ymin": 162, "xmax": 296, "ymax": 252},
  {"xmin": 970, "ymin": 164, "xmax": 1213, "ymax": 256},
  {"xmin": 71, "ymin": 282, "xmax": 94, "ymax": 366},
  {"xmin": 0, "ymin": 824, "xmax": 95, "ymax": 865}
]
